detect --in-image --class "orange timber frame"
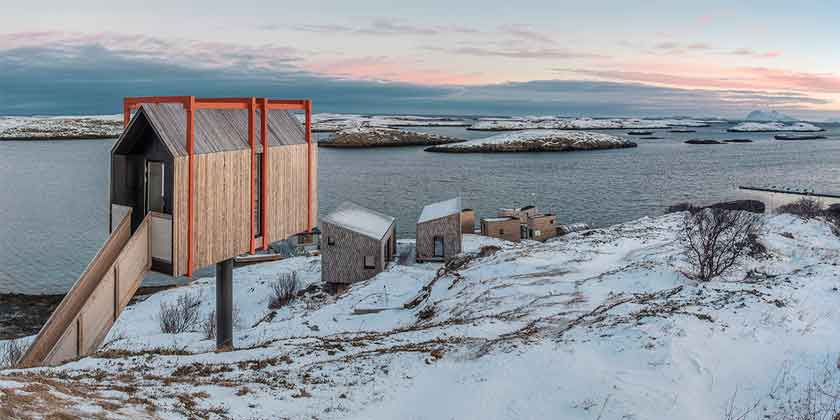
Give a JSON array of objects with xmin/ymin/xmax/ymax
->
[{"xmin": 123, "ymin": 96, "xmax": 314, "ymax": 277}]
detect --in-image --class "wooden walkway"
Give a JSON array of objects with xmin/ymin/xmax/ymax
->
[{"xmin": 18, "ymin": 211, "xmax": 151, "ymax": 367}]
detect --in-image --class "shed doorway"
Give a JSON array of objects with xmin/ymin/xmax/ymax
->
[
  {"xmin": 433, "ymin": 236, "xmax": 444, "ymax": 258},
  {"xmin": 146, "ymin": 161, "xmax": 165, "ymax": 214}
]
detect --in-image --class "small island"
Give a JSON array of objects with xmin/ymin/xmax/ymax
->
[
  {"xmin": 0, "ymin": 116, "xmax": 123, "ymax": 140},
  {"xmin": 318, "ymin": 127, "xmax": 464, "ymax": 148},
  {"xmin": 775, "ymin": 134, "xmax": 828, "ymax": 140},
  {"xmin": 425, "ymin": 130, "xmax": 637, "ymax": 153},
  {"xmin": 685, "ymin": 139, "xmax": 753, "ymax": 145},
  {"xmin": 728, "ymin": 122, "xmax": 823, "ymax": 133}
]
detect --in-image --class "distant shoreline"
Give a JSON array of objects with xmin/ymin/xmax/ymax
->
[{"xmin": 0, "ymin": 135, "xmax": 118, "ymax": 141}]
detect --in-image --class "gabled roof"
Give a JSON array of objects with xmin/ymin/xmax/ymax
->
[
  {"xmin": 418, "ymin": 197, "xmax": 461, "ymax": 224},
  {"xmin": 322, "ymin": 202, "xmax": 395, "ymax": 240},
  {"xmin": 113, "ymin": 103, "xmax": 305, "ymax": 156}
]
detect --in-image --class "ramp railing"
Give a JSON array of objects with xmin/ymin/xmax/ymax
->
[{"xmin": 19, "ymin": 210, "xmax": 152, "ymax": 367}]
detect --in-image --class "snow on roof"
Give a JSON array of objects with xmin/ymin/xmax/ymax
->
[
  {"xmin": 418, "ymin": 197, "xmax": 462, "ymax": 224},
  {"xmin": 483, "ymin": 217, "xmax": 515, "ymax": 223},
  {"xmin": 322, "ymin": 202, "xmax": 395, "ymax": 240}
]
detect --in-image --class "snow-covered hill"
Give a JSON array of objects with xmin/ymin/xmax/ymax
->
[
  {"xmin": 3, "ymin": 214, "xmax": 840, "ymax": 419},
  {"xmin": 745, "ymin": 110, "xmax": 797, "ymax": 122},
  {"xmin": 728, "ymin": 121, "xmax": 823, "ymax": 132}
]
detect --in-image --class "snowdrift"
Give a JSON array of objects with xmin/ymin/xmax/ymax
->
[{"xmin": 4, "ymin": 215, "xmax": 840, "ymax": 419}]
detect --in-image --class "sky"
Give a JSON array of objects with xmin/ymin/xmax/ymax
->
[{"xmin": 2, "ymin": 0, "xmax": 840, "ymax": 119}]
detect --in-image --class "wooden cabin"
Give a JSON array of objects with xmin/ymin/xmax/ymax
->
[
  {"xmin": 416, "ymin": 198, "xmax": 463, "ymax": 263},
  {"xmin": 497, "ymin": 206, "xmax": 538, "ymax": 223},
  {"xmin": 460, "ymin": 209, "xmax": 476, "ymax": 234},
  {"xmin": 480, "ymin": 217, "xmax": 521, "ymax": 242},
  {"xmin": 525, "ymin": 213, "xmax": 557, "ymax": 241},
  {"xmin": 111, "ymin": 97, "xmax": 317, "ymax": 277},
  {"xmin": 321, "ymin": 202, "xmax": 396, "ymax": 285}
]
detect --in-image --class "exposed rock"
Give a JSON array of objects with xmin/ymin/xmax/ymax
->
[
  {"xmin": 685, "ymin": 139, "xmax": 753, "ymax": 145},
  {"xmin": 685, "ymin": 139, "xmax": 723, "ymax": 145},
  {"xmin": 707, "ymin": 200, "xmax": 766, "ymax": 214},
  {"xmin": 319, "ymin": 127, "xmax": 463, "ymax": 148},
  {"xmin": 426, "ymin": 130, "xmax": 637, "ymax": 153},
  {"xmin": 774, "ymin": 134, "xmax": 828, "ymax": 140},
  {"xmin": 723, "ymin": 139, "xmax": 753, "ymax": 143},
  {"xmin": 667, "ymin": 200, "xmax": 765, "ymax": 214}
]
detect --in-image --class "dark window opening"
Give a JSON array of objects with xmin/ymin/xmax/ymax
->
[
  {"xmin": 499, "ymin": 229, "xmax": 505, "ymax": 235},
  {"xmin": 433, "ymin": 236, "xmax": 444, "ymax": 257},
  {"xmin": 146, "ymin": 161, "xmax": 165, "ymax": 213},
  {"xmin": 364, "ymin": 255, "xmax": 375, "ymax": 269}
]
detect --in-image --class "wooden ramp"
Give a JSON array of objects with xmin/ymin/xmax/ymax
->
[{"xmin": 19, "ymin": 211, "xmax": 152, "ymax": 367}]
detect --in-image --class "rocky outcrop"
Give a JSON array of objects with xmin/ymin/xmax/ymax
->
[
  {"xmin": 685, "ymin": 139, "xmax": 753, "ymax": 145},
  {"xmin": 319, "ymin": 127, "xmax": 464, "ymax": 148},
  {"xmin": 425, "ymin": 130, "xmax": 637, "ymax": 153}
]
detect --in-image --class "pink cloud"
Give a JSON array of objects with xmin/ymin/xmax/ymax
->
[{"xmin": 563, "ymin": 65, "xmax": 840, "ymax": 94}]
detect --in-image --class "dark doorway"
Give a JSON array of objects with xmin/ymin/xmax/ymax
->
[
  {"xmin": 433, "ymin": 236, "xmax": 444, "ymax": 258},
  {"xmin": 146, "ymin": 161, "xmax": 165, "ymax": 214}
]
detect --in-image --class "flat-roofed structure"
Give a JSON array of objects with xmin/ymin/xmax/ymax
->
[
  {"xmin": 525, "ymin": 213, "xmax": 558, "ymax": 241},
  {"xmin": 480, "ymin": 217, "xmax": 521, "ymax": 242}
]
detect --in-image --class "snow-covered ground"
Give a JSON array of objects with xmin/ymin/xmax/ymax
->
[
  {"xmin": 469, "ymin": 117, "xmax": 711, "ymax": 131},
  {"xmin": 728, "ymin": 122, "xmax": 824, "ymax": 132},
  {"xmin": 297, "ymin": 114, "xmax": 472, "ymax": 132},
  {"xmin": 429, "ymin": 129, "xmax": 634, "ymax": 152},
  {"xmin": 0, "ymin": 115, "xmax": 123, "ymax": 139},
  {"xmin": 4, "ymin": 215, "xmax": 840, "ymax": 419}
]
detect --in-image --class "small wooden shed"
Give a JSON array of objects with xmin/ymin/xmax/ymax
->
[
  {"xmin": 321, "ymin": 202, "xmax": 397, "ymax": 285},
  {"xmin": 416, "ymin": 198, "xmax": 463, "ymax": 262},
  {"xmin": 461, "ymin": 208, "xmax": 476, "ymax": 234},
  {"xmin": 480, "ymin": 217, "xmax": 521, "ymax": 242},
  {"xmin": 525, "ymin": 213, "xmax": 557, "ymax": 241},
  {"xmin": 111, "ymin": 96, "xmax": 317, "ymax": 277}
]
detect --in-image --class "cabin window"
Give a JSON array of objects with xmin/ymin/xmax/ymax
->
[
  {"xmin": 499, "ymin": 229, "xmax": 505, "ymax": 235},
  {"xmin": 433, "ymin": 236, "xmax": 444, "ymax": 257},
  {"xmin": 328, "ymin": 236, "xmax": 335, "ymax": 246},
  {"xmin": 254, "ymin": 153, "xmax": 263, "ymax": 238},
  {"xmin": 364, "ymin": 255, "xmax": 375, "ymax": 269}
]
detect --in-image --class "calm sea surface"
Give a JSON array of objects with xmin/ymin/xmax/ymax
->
[{"xmin": 2, "ymin": 123, "xmax": 840, "ymax": 294}]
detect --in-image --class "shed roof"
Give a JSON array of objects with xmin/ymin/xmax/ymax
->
[
  {"xmin": 322, "ymin": 202, "xmax": 395, "ymax": 240},
  {"xmin": 114, "ymin": 103, "xmax": 305, "ymax": 156},
  {"xmin": 483, "ymin": 217, "xmax": 515, "ymax": 223},
  {"xmin": 418, "ymin": 197, "xmax": 461, "ymax": 224}
]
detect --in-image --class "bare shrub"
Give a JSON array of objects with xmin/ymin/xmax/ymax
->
[
  {"xmin": 159, "ymin": 291, "xmax": 202, "ymax": 334},
  {"xmin": 202, "ymin": 306, "xmax": 241, "ymax": 340},
  {"xmin": 778, "ymin": 198, "xmax": 824, "ymax": 219},
  {"xmin": 269, "ymin": 272, "xmax": 300, "ymax": 310},
  {"xmin": 478, "ymin": 245, "xmax": 501, "ymax": 258},
  {"xmin": 202, "ymin": 310, "xmax": 216, "ymax": 340},
  {"xmin": 680, "ymin": 208, "xmax": 763, "ymax": 281},
  {"xmin": 0, "ymin": 339, "xmax": 24, "ymax": 369}
]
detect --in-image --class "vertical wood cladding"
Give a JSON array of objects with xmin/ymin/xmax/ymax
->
[
  {"xmin": 460, "ymin": 209, "xmax": 475, "ymax": 234},
  {"xmin": 321, "ymin": 221, "xmax": 395, "ymax": 285},
  {"xmin": 171, "ymin": 144, "xmax": 315, "ymax": 276},
  {"xmin": 527, "ymin": 214, "xmax": 558, "ymax": 241},
  {"xmin": 416, "ymin": 213, "xmax": 462, "ymax": 262},
  {"xmin": 480, "ymin": 218, "xmax": 522, "ymax": 242}
]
